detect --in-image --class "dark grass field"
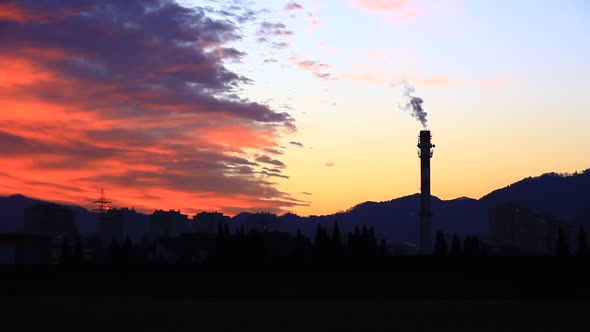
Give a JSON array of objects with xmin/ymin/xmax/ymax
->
[
  {"xmin": 4, "ymin": 257, "xmax": 590, "ymax": 300},
  {"xmin": 3, "ymin": 259, "xmax": 590, "ymax": 331},
  {"xmin": 1, "ymin": 297, "xmax": 588, "ymax": 331}
]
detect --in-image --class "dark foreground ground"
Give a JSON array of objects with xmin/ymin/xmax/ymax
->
[
  {"xmin": 3, "ymin": 257, "xmax": 590, "ymax": 331},
  {"xmin": 1, "ymin": 297, "xmax": 588, "ymax": 331},
  {"xmin": 0, "ymin": 257, "xmax": 590, "ymax": 332},
  {"xmin": 3, "ymin": 257, "xmax": 590, "ymax": 299}
]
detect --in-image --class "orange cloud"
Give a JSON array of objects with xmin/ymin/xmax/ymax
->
[
  {"xmin": 411, "ymin": 74, "xmax": 453, "ymax": 86},
  {"xmin": 479, "ymin": 75, "xmax": 511, "ymax": 89},
  {"xmin": 197, "ymin": 123, "xmax": 278, "ymax": 150},
  {"xmin": 0, "ymin": 3, "xmax": 29, "ymax": 22},
  {"xmin": 0, "ymin": 0, "xmax": 304, "ymax": 216},
  {"xmin": 0, "ymin": 57, "xmax": 53, "ymax": 86},
  {"xmin": 0, "ymin": 2, "xmax": 77, "ymax": 23}
]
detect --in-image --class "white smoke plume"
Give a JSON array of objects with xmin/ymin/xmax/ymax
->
[{"xmin": 399, "ymin": 83, "xmax": 427, "ymax": 129}]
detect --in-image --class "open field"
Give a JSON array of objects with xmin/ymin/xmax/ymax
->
[
  {"xmin": 3, "ymin": 257, "xmax": 590, "ymax": 299},
  {"xmin": 1, "ymin": 297, "xmax": 589, "ymax": 331}
]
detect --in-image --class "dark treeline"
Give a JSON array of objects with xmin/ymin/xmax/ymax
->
[
  {"xmin": 7, "ymin": 223, "xmax": 590, "ymax": 299},
  {"xmin": 433, "ymin": 232, "xmax": 487, "ymax": 257},
  {"xmin": 57, "ymin": 223, "xmax": 391, "ymax": 271},
  {"xmin": 52, "ymin": 223, "xmax": 590, "ymax": 274}
]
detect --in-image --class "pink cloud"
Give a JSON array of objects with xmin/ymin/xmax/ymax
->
[
  {"xmin": 338, "ymin": 70, "xmax": 454, "ymax": 87},
  {"xmin": 353, "ymin": 0, "xmax": 410, "ymax": 12},
  {"xmin": 318, "ymin": 42, "xmax": 338, "ymax": 53},
  {"xmin": 291, "ymin": 56, "xmax": 334, "ymax": 80},
  {"xmin": 357, "ymin": 49, "xmax": 389, "ymax": 60},
  {"xmin": 312, "ymin": 2, "xmax": 328, "ymax": 10},
  {"xmin": 306, "ymin": 20, "xmax": 323, "ymax": 31},
  {"xmin": 351, "ymin": 0, "xmax": 421, "ymax": 24},
  {"xmin": 284, "ymin": 2, "xmax": 304, "ymax": 11},
  {"xmin": 305, "ymin": 12, "xmax": 324, "ymax": 32},
  {"xmin": 338, "ymin": 47, "xmax": 454, "ymax": 87},
  {"xmin": 386, "ymin": 9, "xmax": 417, "ymax": 23}
]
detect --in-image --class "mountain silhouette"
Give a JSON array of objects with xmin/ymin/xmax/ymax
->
[
  {"xmin": 0, "ymin": 194, "xmax": 98, "ymax": 234},
  {"xmin": 480, "ymin": 170, "xmax": 590, "ymax": 220},
  {"xmin": 0, "ymin": 169, "xmax": 588, "ymax": 244},
  {"xmin": 0, "ymin": 194, "xmax": 45, "ymax": 232},
  {"xmin": 291, "ymin": 194, "xmax": 487, "ymax": 245}
]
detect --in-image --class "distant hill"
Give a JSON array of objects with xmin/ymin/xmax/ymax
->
[
  {"xmin": 279, "ymin": 170, "xmax": 590, "ymax": 243},
  {"xmin": 287, "ymin": 194, "xmax": 488, "ymax": 245},
  {"xmin": 0, "ymin": 194, "xmax": 98, "ymax": 234},
  {"xmin": 480, "ymin": 169, "xmax": 590, "ymax": 220},
  {"xmin": 0, "ymin": 169, "xmax": 588, "ymax": 244},
  {"xmin": 0, "ymin": 194, "xmax": 46, "ymax": 232}
]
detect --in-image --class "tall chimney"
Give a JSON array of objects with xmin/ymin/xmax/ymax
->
[{"xmin": 418, "ymin": 130, "xmax": 434, "ymax": 254}]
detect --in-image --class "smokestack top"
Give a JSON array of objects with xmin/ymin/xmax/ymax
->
[
  {"xmin": 418, "ymin": 130, "xmax": 434, "ymax": 155},
  {"xmin": 419, "ymin": 130, "xmax": 431, "ymax": 140}
]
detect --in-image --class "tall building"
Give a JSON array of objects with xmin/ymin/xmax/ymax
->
[
  {"xmin": 191, "ymin": 212, "xmax": 229, "ymax": 234},
  {"xmin": 101, "ymin": 208, "xmax": 124, "ymax": 245},
  {"xmin": 100, "ymin": 207, "xmax": 147, "ymax": 245},
  {"xmin": 24, "ymin": 203, "xmax": 79, "ymax": 241},
  {"xmin": 243, "ymin": 212, "xmax": 279, "ymax": 233},
  {"xmin": 149, "ymin": 210, "xmax": 189, "ymax": 240},
  {"xmin": 489, "ymin": 203, "xmax": 570, "ymax": 255}
]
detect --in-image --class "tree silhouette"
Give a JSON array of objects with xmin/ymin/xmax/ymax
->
[
  {"xmin": 108, "ymin": 239, "xmax": 120, "ymax": 265},
  {"xmin": 223, "ymin": 223, "xmax": 230, "ymax": 237},
  {"xmin": 217, "ymin": 222, "xmax": 224, "ymax": 239},
  {"xmin": 359, "ymin": 225, "xmax": 374, "ymax": 257},
  {"xmin": 379, "ymin": 239, "xmax": 388, "ymax": 258},
  {"xmin": 463, "ymin": 236, "xmax": 483, "ymax": 256},
  {"xmin": 313, "ymin": 225, "xmax": 330, "ymax": 260},
  {"xmin": 368, "ymin": 227, "xmax": 378, "ymax": 257},
  {"xmin": 353, "ymin": 225, "xmax": 361, "ymax": 240},
  {"xmin": 59, "ymin": 240, "xmax": 70, "ymax": 265},
  {"xmin": 73, "ymin": 241, "xmax": 84, "ymax": 265},
  {"xmin": 450, "ymin": 235, "xmax": 462, "ymax": 257},
  {"xmin": 246, "ymin": 228, "xmax": 266, "ymax": 263},
  {"xmin": 433, "ymin": 231, "xmax": 448, "ymax": 257},
  {"xmin": 350, "ymin": 226, "xmax": 361, "ymax": 255},
  {"xmin": 576, "ymin": 225, "xmax": 588, "ymax": 257},
  {"xmin": 332, "ymin": 222, "xmax": 342, "ymax": 253},
  {"xmin": 294, "ymin": 229, "xmax": 307, "ymax": 262},
  {"xmin": 214, "ymin": 222, "xmax": 229, "ymax": 261},
  {"xmin": 237, "ymin": 224, "xmax": 245, "ymax": 240},
  {"xmin": 234, "ymin": 224, "xmax": 246, "ymax": 263},
  {"xmin": 122, "ymin": 236, "xmax": 134, "ymax": 264},
  {"xmin": 555, "ymin": 226, "xmax": 570, "ymax": 257},
  {"xmin": 361, "ymin": 225, "xmax": 369, "ymax": 245}
]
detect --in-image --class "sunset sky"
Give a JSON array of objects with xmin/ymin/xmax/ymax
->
[{"xmin": 0, "ymin": 0, "xmax": 589, "ymax": 216}]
